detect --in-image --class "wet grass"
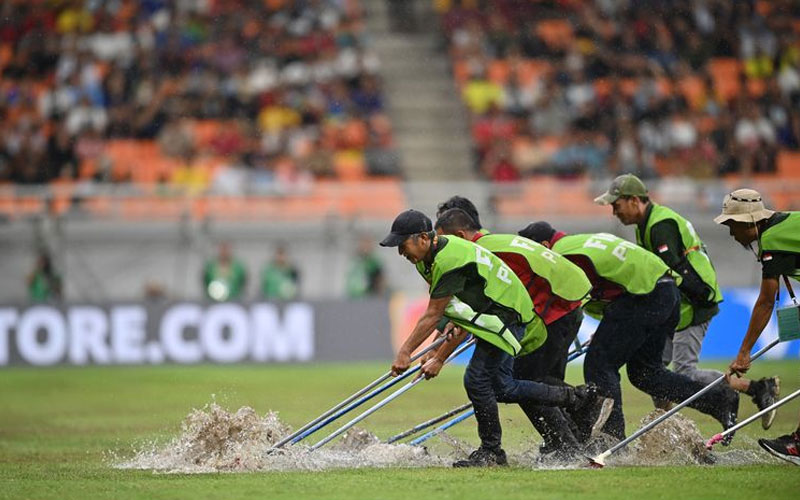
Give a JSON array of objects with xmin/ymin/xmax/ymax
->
[{"xmin": 1, "ymin": 360, "xmax": 799, "ymax": 499}]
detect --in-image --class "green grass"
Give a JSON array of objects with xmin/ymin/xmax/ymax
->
[{"xmin": 1, "ymin": 360, "xmax": 800, "ymax": 499}]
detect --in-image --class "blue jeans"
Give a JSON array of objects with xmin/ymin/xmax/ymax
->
[
  {"xmin": 584, "ymin": 280, "xmax": 733, "ymax": 439},
  {"xmin": 463, "ymin": 322, "xmax": 572, "ymax": 451}
]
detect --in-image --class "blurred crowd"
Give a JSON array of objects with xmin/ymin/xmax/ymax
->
[
  {"xmin": 0, "ymin": 0, "xmax": 399, "ymax": 193},
  {"xmin": 436, "ymin": 0, "xmax": 800, "ymax": 181}
]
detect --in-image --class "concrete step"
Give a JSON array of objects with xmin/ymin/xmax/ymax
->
[
  {"xmin": 382, "ymin": 77, "xmax": 457, "ymax": 93},
  {"xmin": 396, "ymin": 136, "xmax": 471, "ymax": 152},
  {"xmin": 394, "ymin": 129, "xmax": 470, "ymax": 144},
  {"xmin": 401, "ymin": 156, "xmax": 474, "ymax": 173},
  {"xmin": 403, "ymin": 166, "xmax": 475, "ymax": 182},
  {"xmin": 365, "ymin": 0, "xmax": 473, "ymax": 183},
  {"xmin": 380, "ymin": 57, "xmax": 450, "ymax": 74},
  {"xmin": 390, "ymin": 111, "xmax": 468, "ymax": 129},
  {"xmin": 389, "ymin": 99, "xmax": 464, "ymax": 113},
  {"xmin": 371, "ymin": 35, "xmax": 439, "ymax": 53}
]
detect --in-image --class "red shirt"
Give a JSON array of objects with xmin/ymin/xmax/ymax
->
[
  {"xmin": 473, "ymin": 233, "xmax": 582, "ymax": 325},
  {"xmin": 551, "ymin": 232, "xmax": 625, "ymax": 302}
]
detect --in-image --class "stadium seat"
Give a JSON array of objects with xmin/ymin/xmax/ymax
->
[
  {"xmin": 709, "ymin": 58, "xmax": 742, "ymax": 102},
  {"xmin": 777, "ymin": 151, "xmax": 800, "ymax": 178},
  {"xmin": 536, "ymin": 20, "xmax": 574, "ymax": 50}
]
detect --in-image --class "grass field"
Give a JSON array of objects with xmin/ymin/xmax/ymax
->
[{"xmin": 2, "ymin": 360, "xmax": 800, "ymax": 500}]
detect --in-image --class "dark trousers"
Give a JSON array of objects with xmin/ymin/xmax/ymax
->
[
  {"xmin": 513, "ymin": 308, "xmax": 583, "ymax": 448},
  {"xmin": 464, "ymin": 323, "xmax": 572, "ymax": 451},
  {"xmin": 584, "ymin": 281, "xmax": 732, "ymax": 439}
]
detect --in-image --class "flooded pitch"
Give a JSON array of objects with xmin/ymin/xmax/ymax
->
[{"xmin": 114, "ymin": 404, "xmax": 773, "ymax": 473}]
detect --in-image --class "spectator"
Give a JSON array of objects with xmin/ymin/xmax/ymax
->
[
  {"xmin": 345, "ymin": 235, "xmax": 385, "ymax": 299},
  {"xmin": 28, "ymin": 252, "xmax": 62, "ymax": 302},
  {"xmin": 462, "ymin": 69, "xmax": 503, "ymax": 115},
  {"xmin": 481, "ymin": 140, "xmax": 520, "ymax": 182},
  {"xmin": 438, "ymin": 0, "xmax": 800, "ymax": 184},
  {"xmin": 261, "ymin": 244, "xmax": 301, "ymax": 301},
  {"xmin": 0, "ymin": 1, "xmax": 399, "ymax": 188},
  {"xmin": 203, "ymin": 242, "xmax": 247, "ymax": 302}
]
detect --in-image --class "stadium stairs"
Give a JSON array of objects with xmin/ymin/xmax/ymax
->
[{"xmin": 364, "ymin": 0, "xmax": 482, "ymax": 214}]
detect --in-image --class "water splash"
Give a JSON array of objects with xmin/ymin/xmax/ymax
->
[
  {"xmin": 595, "ymin": 410, "xmax": 773, "ymax": 468},
  {"xmin": 113, "ymin": 405, "xmax": 775, "ymax": 473},
  {"xmin": 114, "ymin": 403, "xmax": 447, "ymax": 473}
]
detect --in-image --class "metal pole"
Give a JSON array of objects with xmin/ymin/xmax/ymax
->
[
  {"xmin": 406, "ymin": 338, "xmax": 589, "ymax": 446},
  {"xmin": 309, "ymin": 338, "xmax": 476, "ymax": 451},
  {"xmin": 590, "ymin": 337, "xmax": 782, "ymax": 467},
  {"xmin": 409, "ymin": 409, "xmax": 476, "ymax": 446},
  {"xmin": 271, "ymin": 336, "xmax": 448, "ymax": 450},
  {"xmin": 706, "ymin": 387, "xmax": 800, "ymax": 449},
  {"xmin": 385, "ymin": 402, "xmax": 473, "ymax": 444}
]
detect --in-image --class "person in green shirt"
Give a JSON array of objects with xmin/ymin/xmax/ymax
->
[
  {"xmin": 261, "ymin": 244, "xmax": 300, "ymax": 300},
  {"xmin": 595, "ymin": 174, "xmax": 779, "ymax": 428},
  {"xmin": 203, "ymin": 242, "xmax": 248, "ymax": 302},
  {"xmin": 28, "ymin": 252, "xmax": 62, "ymax": 302},
  {"xmin": 381, "ymin": 209, "xmax": 610, "ymax": 467},
  {"xmin": 437, "ymin": 195, "xmax": 485, "ymax": 231},
  {"xmin": 434, "ymin": 207, "xmax": 596, "ymax": 460},
  {"xmin": 521, "ymin": 222, "xmax": 740, "ymax": 444},
  {"xmin": 346, "ymin": 236, "xmax": 385, "ymax": 298},
  {"xmin": 715, "ymin": 188, "xmax": 800, "ymax": 465}
]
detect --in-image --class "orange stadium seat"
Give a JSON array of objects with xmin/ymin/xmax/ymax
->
[
  {"xmin": 336, "ymin": 179, "xmax": 406, "ymax": 218},
  {"xmin": 677, "ymin": 76, "xmax": 705, "ymax": 110},
  {"xmin": 777, "ymin": 151, "xmax": 800, "ymax": 178},
  {"xmin": 746, "ymin": 78, "xmax": 766, "ymax": 98},
  {"xmin": 756, "ymin": 1, "xmax": 773, "ymax": 16},
  {"xmin": 105, "ymin": 139, "xmax": 141, "ymax": 182},
  {"xmin": 487, "ymin": 60, "xmax": 510, "ymax": 84},
  {"xmin": 0, "ymin": 43, "xmax": 11, "ymax": 69},
  {"xmin": 518, "ymin": 60, "xmax": 550, "ymax": 85},
  {"xmin": 453, "ymin": 60, "xmax": 470, "ymax": 86},
  {"xmin": 709, "ymin": 58, "xmax": 742, "ymax": 102},
  {"xmin": 192, "ymin": 120, "xmax": 225, "ymax": 148},
  {"xmin": 536, "ymin": 20, "xmax": 574, "ymax": 50}
]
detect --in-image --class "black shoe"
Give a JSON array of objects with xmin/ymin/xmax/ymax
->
[
  {"xmin": 750, "ymin": 377, "xmax": 780, "ymax": 430},
  {"xmin": 453, "ymin": 447, "xmax": 508, "ymax": 468},
  {"xmin": 567, "ymin": 384, "xmax": 614, "ymax": 443},
  {"xmin": 758, "ymin": 433, "xmax": 800, "ymax": 466},
  {"xmin": 712, "ymin": 389, "xmax": 739, "ymax": 446}
]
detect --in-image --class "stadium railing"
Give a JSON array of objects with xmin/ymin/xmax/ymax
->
[{"xmin": 1, "ymin": 176, "xmax": 799, "ymax": 223}]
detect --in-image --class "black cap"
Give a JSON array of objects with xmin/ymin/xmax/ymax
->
[
  {"xmin": 518, "ymin": 221, "xmax": 556, "ymax": 243},
  {"xmin": 380, "ymin": 209, "xmax": 433, "ymax": 247}
]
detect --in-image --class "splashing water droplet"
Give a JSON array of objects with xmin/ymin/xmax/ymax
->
[{"xmin": 113, "ymin": 403, "xmax": 450, "ymax": 473}]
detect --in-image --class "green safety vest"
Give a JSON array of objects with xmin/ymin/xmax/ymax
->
[
  {"xmin": 553, "ymin": 233, "xmax": 680, "ymax": 316},
  {"xmin": 473, "ymin": 233, "xmax": 592, "ymax": 304},
  {"xmin": 759, "ymin": 211, "xmax": 800, "ymax": 282},
  {"xmin": 416, "ymin": 236, "xmax": 546, "ymax": 356},
  {"xmin": 635, "ymin": 204, "xmax": 723, "ymax": 330}
]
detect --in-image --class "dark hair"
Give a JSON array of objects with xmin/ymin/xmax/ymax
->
[
  {"xmin": 436, "ymin": 196, "xmax": 482, "ymax": 229},
  {"xmin": 518, "ymin": 221, "xmax": 556, "ymax": 243},
  {"xmin": 621, "ymin": 195, "xmax": 650, "ymax": 204},
  {"xmin": 435, "ymin": 208, "xmax": 481, "ymax": 234}
]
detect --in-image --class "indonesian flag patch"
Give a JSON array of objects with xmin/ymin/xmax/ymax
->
[
  {"xmin": 657, "ymin": 244, "xmax": 669, "ymax": 254},
  {"xmin": 762, "ymin": 253, "xmax": 773, "ymax": 262}
]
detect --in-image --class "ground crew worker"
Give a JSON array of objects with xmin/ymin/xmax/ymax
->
[
  {"xmin": 595, "ymin": 174, "xmax": 779, "ymax": 427},
  {"xmin": 434, "ymin": 207, "xmax": 598, "ymax": 458},
  {"xmin": 715, "ymin": 188, "xmax": 800, "ymax": 465},
  {"xmin": 520, "ymin": 222, "xmax": 740, "ymax": 443},
  {"xmin": 437, "ymin": 195, "xmax": 485, "ymax": 231},
  {"xmin": 381, "ymin": 209, "xmax": 609, "ymax": 467}
]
